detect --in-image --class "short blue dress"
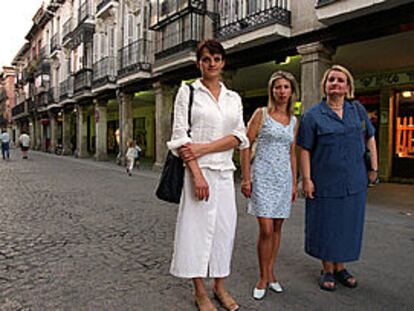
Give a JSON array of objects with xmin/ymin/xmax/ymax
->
[
  {"xmin": 297, "ymin": 100, "xmax": 375, "ymax": 262},
  {"xmin": 248, "ymin": 112, "xmax": 296, "ymax": 219}
]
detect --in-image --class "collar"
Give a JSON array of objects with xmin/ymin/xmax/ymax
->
[
  {"xmin": 320, "ymin": 98, "xmax": 355, "ymax": 114},
  {"xmin": 192, "ymin": 78, "xmax": 232, "ymax": 96}
]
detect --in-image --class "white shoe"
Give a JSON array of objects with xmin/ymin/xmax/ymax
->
[
  {"xmin": 253, "ymin": 287, "xmax": 266, "ymax": 300},
  {"xmin": 268, "ymin": 282, "xmax": 283, "ymax": 293}
]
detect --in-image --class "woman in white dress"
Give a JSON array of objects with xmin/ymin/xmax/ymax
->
[
  {"xmin": 240, "ymin": 71, "xmax": 299, "ymax": 300},
  {"xmin": 167, "ymin": 40, "xmax": 249, "ymax": 311}
]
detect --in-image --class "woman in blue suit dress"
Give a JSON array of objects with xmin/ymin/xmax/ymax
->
[{"xmin": 297, "ymin": 65, "xmax": 378, "ymax": 291}]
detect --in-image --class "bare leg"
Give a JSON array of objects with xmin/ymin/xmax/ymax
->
[
  {"xmin": 193, "ymin": 278, "xmax": 209, "ymax": 298},
  {"xmin": 256, "ymin": 217, "xmax": 274, "ymax": 289},
  {"xmin": 269, "ymin": 219, "xmax": 284, "ymax": 282}
]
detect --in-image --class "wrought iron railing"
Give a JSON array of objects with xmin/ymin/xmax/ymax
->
[
  {"xmin": 74, "ymin": 68, "xmax": 93, "ymax": 93},
  {"xmin": 78, "ymin": 1, "xmax": 92, "ymax": 24},
  {"xmin": 316, "ymin": 0, "xmax": 338, "ymax": 6},
  {"xmin": 154, "ymin": 13, "xmax": 203, "ymax": 59},
  {"xmin": 215, "ymin": 1, "xmax": 291, "ymax": 38},
  {"xmin": 118, "ymin": 39, "xmax": 152, "ymax": 76},
  {"xmin": 51, "ymin": 33, "xmax": 60, "ymax": 53},
  {"xmin": 97, "ymin": 0, "xmax": 118, "ymax": 13},
  {"xmin": 93, "ymin": 57, "xmax": 116, "ymax": 84},
  {"xmin": 59, "ymin": 76, "xmax": 74, "ymax": 100},
  {"xmin": 62, "ymin": 18, "xmax": 73, "ymax": 42},
  {"xmin": 150, "ymin": 0, "xmax": 207, "ymax": 30},
  {"xmin": 12, "ymin": 102, "xmax": 26, "ymax": 117}
]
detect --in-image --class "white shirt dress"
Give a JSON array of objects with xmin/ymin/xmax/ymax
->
[{"xmin": 167, "ymin": 79, "xmax": 249, "ymax": 278}]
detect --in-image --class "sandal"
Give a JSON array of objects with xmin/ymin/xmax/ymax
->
[
  {"xmin": 334, "ymin": 269, "xmax": 358, "ymax": 288},
  {"xmin": 318, "ymin": 271, "xmax": 337, "ymax": 291},
  {"xmin": 213, "ymin": 289, "xmax": 240, "ymax": 311},
  {"xmin": 195, "ymin": 294, "xmax": 217, "ymax": 311}
]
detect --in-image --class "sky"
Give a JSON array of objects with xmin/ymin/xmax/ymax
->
[{"xmin": 0, "ymin": 0, "xmax": 44, "ymax": 68}]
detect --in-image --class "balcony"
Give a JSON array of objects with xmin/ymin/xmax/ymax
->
[
  {"xmin": 315, "ymin": 0, "xmax": 413, "ymax": 24},
  {"xmin": 154, "ymin": 12, "xmax": 205, "ymax": 60},
  {"xmin": 74, "ymin": 68, "xmax": 93, "ymax": 94},
  {"xmin": 62, "ymin": 18, "xmax": 73, "ymax": 45},
  {"xmin": 12, "ymin": 102, "xmax": 27, "ymax": 118},
  {"xmin": 78, "ymin": 1, "xmax": 93, "ymax": 25},
  {"xmin": 215, "ymin": 1, "xmax": 291, "ymax": 39},
  {"xmin": 96, "ymin": 0, "xmax": 119, "ymax": 18},
  {"xmin": 150, "ymin": 0, "xmax": 207, "ymax": 30},
  {"xmin": 51, "ymin": 33, "xmax": 61, "ymax": 55},
  {"xmin": 118, "ymin": 39, "xmax": 152, "ymax": 77},
  {"xmin": 93, "ymin": 56, "xmax": 116, "ymax": 88},
  {"xmin": 59, "ymin": 76, "xmax": 74, "ymax": 101}
]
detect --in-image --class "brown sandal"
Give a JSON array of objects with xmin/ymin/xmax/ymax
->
[
  {"xmin": 213, "ymin": 289, "xmax": 240, "ymax": 311},
  {"xmin": 195, "ymin": 294, "xmax": 217, "ymax": 311}
]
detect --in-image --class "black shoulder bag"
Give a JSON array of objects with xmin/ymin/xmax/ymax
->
[{"xmin": 155, "ymin": 84, "xmax": 194, "ymax": 204}]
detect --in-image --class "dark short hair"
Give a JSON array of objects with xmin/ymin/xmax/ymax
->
[{"xmin": 196, "ymin": 40, "xmax": 226, "ymax": 62}]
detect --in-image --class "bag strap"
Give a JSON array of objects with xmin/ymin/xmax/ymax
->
[
  {"xmin": 258, "ymin": 107, "xmax": 267, "ymax": 132},
  {"xmin": 186, "ymin": 83, "xmax": 194, "ymax": 138}
]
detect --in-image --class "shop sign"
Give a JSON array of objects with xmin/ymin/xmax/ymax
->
[{"xmin": 355, "ymin": 71, "xmax": 414, "ymax": 89}]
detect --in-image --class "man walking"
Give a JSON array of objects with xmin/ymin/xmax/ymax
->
[
  {"xmin": 19, "ymin": 131, "xmax": 30, "ymax": 159},
  {"xmin": 1, "ymin": 129, "xmax": 10, "ymax": 160}
]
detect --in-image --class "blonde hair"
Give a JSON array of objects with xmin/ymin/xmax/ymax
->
[
  {"xmin": 321, "ymin": 65, "xmax": 355, "ymax": 99},
  {"xmin": 267, "ymin": 70, "xmax": 299, "ymax": 115}
]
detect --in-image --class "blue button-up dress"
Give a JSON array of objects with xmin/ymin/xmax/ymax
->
[{"xmin": 297, "ymin": 100, "xmax": 375, "ymax": 262}]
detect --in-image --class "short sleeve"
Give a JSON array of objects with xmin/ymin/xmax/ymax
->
[
  {"xmin": 166, "ymin": 84, "xmax": 193, "ymax": 156},
  {"xmin": 230, "ymin": 94, "xmax": 249, "ymax": 150},
  {"xmin": 297, "ymin": 111, "xmax": 317, "ymax": 151},
  {"xmin": 359, "ymin": 103, "xmax": 375, "ymax": 139}
]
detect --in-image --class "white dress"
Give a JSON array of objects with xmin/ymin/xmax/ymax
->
[{"xmin": 167, "ymin": 79, "xmax": 249, "ymax": 278}]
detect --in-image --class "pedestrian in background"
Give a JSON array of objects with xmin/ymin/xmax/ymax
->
[
  {"xmin": 125, "ymin": 139, "xmax": 137, "ymax": 176},
  {"xmin": 1, "ymin": 129, "xmax": 10, "ymax": 160},
  {"xmin": 240, "ymin": 71, "xmax": 299, "ymax": 300},
  {"xmin": 19, "ymin": 131, "xmax": 31, "ymax": 159},
  {"xmin": 297, "ymin": 65, "xmax": 378, "ymax": 291},
  {"xmin": 168, "ymin": 40, "xmax": 248, "ymax": 311}
]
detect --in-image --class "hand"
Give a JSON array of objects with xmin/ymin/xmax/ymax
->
[
  {"xmin": 368, "ymin": 170, "xmax": 378, "ymax": 184},
  {"xmin": 292, "ymin": 184, "xmax": 298, "ymax": 203},
  {"xmin": 179, "ymin": 144, "xmax": 206, "ymax": 163},
  {"xmin": 192, "ymin": 173, "xmax": 209, "ymax": 201},
  {"xmin": 241, "ymin": 179, "xmax": 252, "ymax": 198},
  {"xmin": 302, "ymin": 178, "xmax": 315, "ymax": 199}
]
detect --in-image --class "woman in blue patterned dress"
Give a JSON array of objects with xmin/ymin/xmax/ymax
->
[{"xmin": 240, "ymin": 71, "xmax": 299, "ymax": 300}]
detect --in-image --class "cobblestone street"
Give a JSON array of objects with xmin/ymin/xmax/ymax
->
[{"xmin": 0, "ymin": 149, "xmax": 413, "ymax": 310}]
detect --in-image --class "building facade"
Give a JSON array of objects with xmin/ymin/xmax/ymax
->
[
  {"xmin": 0, "ymin": 67, "xmax": 16, "ymax": 136},
  {"xmin": 9, "ymin": 0, "xmax": 414, "ymax": 181}
]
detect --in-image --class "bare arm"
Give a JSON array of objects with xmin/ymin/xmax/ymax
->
[
  {"xmin": 299, "ymin": 147, "xmax": 315, "ymax": 199},
  {"xmin": 367, "ymin": 136, "xmax": 378, "ymax": 183},
  {"xmin": 239, "ymin": 108, "xmax": 264, "ymax": 197},
  {"xmin": 181, "ymin": 153, "xmax": 210, "ymax": 201}
]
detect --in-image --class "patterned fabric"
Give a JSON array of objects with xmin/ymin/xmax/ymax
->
[{"xmin": 248, "ymin": 113, "xmax": 296, "ymax": 218}]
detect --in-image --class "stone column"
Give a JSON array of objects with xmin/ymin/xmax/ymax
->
[
  {"xmin": 118, "ymin": 92, "xmax": 134, "ymax": 161},
  {"xmin": 35, "ymin": 118, "xmax": 42, "ymax": 150},
  {"xmin": 50, "ymin": 113, "xmax": 58, "ymax": 152},
  {"xmin": 62, "ymin": 109, "xmax": 72, "ymax": 155},
  {"xmin": 378, "ymin": 88, "xmax": 392, "ymax": 181},
  {"xmin": 297, "ymin": 42, "xmax": 335, "ymax": 112},
  {"xmin": 153, "ymin": 82, "xmax": 176, "ymax": 170},
  {"xmin": 29, "ymin": 117, "xmax": 36, "ymax": 149},
  {"xmin": 94, "ymin": 98, "xmax": 108, "ymax": 161},
  {"xmin": 76, "ymin": 105, "xmax": 88, "ymax": 158},
  {"xmin": 39, "ymin": 121, "xmax": 45, "ymax": 151}
]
